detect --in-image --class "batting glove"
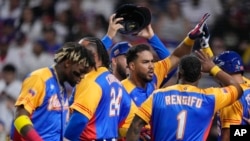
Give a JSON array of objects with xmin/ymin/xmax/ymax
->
[{"xmin": 200, "ymin": 24, "xmax": 210, "ymax": 48}]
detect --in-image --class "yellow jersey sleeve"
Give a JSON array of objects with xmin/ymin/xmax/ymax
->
[
  {"xmin": 154, "ymin": 57, "xmax": 171, "ymax": 88},
  {"xmin": 71, "ymin": 80, "xmax": 102, "ymax": 119},
  {"xmin": 205, "ymin": 85, "xmax": 239, "ymax": 113},
  {"xmin": 15, "ymin": 75, "xmax": 45, "ymax": 114},
  {"xmin": 119, "ymin": 100, "xmax": 137, "ymax": 137},
  {"xmin": 219, "ymin": 101, "xmax": 242, "ymax": 128},
  {"xmin": 136, "ymin": 94, "xmax": 153, "ymax": 124}
]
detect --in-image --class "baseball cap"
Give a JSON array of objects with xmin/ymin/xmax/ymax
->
[
  {"xmin": 114, "ymin": 4, "xmax": 151, "ymax": 34},
  {"xmin": 110, "ymin": 42, "xmax": 130, "ymax": 59}
]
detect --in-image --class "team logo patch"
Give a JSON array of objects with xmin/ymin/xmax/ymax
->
[
  {"xmin": 114, "ymin": 49, "xmax": 120, "ymax": 56},
  {"xmin": 47, "ymin": 94, "xmax": 69, "ymax": 111},
  {"xmin": 222, "ymin": 88, "xmax": 228, "ymax": 93},
  {"xmin": 28, "ymin": 89, "xmax": 36, "ymax": 96}
]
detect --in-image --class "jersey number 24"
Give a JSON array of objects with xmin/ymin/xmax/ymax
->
[{"xmin": 109, "ymin": 87, "xmax": 122, "ymax": 117}]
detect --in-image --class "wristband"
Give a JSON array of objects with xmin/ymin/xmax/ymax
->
[
  {"xmin": 184, "ymin": 37, "xmax": 194, "ymax": 46},
  {"xmin": 202, "ymin": 47, "xmax": 214, "ymax": 58},
  {"xmin": 25, "ymin": 128, "xmax": 43, "ymax": 141},
  {"xmin": 210, "ymin": 65, "xmax": 221, "ymax": 76},
  {"xmin": 14, "ymin": 115, "xmax": 33, "ymax": 133}
]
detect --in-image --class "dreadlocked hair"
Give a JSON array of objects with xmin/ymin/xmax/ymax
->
[
  {"xmin": 79, "ymin": 37, "xmax": 110, "ymax": 68},
  {"xmin": 126, "ymin": 44, "xmax": 151, "ymax": 65},
  {"xmin": 179, "ymin": 55, "xmax": 201, "ymax": 83},
  {"xmin": 54, "ymin": 42, "xmax": 96, "ymax": 68}
]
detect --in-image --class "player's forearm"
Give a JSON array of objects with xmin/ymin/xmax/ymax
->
[
  {"xmin": 14, "ymin": 106, "xmax": 43, "ymax": 141},
  {"xmin": 172, "ymin": 37, "xmax": 194, "ymax": 59},
  {"xmin": 168, "ymin": 37, "xmax": 194, "ymax": 70},
  {"xmin": 126, "ymin": 125, "xmax": 141, "ymax": 141},
  {"xmin": 126, "ymin": 115, "xmax": 146, "ymax": 141},
  {"xmin": 14, "ymin": 115, "xmax": 43, "ymax": 141},
  {"xmin": 221, "ymin": 128, "xmax": 230, "ymax": 141}
]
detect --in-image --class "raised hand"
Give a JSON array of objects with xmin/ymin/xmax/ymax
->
[
  {"xmin": 200, "ymin": 24, "xmax": 210, "ymax": 48},
  {"xmin": 195, "ymin": 49, "xmax": 215, "ymax": 73},
  {"xmin": 136, "ymin": 24, "xmax": 154, "ymax": 39},
  {"xmin": 188, "ymin": 13, "xmax": 210, "ymax": 40},
  {"xmin": 106, "ymin": 14, "xmax": 124, "ymax": 39}
]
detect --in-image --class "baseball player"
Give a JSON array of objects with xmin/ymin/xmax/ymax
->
[
  {"xmin": 126, "ymin": 51, "xmax": 243, "ymax": 141},
  {"xmin": 64, "ymin": 37, "xmax": 137, "ymax": 141},
  {"xmin": 11, "ymin": 42, "xmax": 95, "ymax": 141},
  {"xmin": 214, "ymin": 51, "xmax": 250, "ymax": 141},
  {"xmin": 198, "ymin": 25, "xmax": 250, "ymax": 141},
  {"xmin": 122, "ymin": 13, "xmax": 210, "ymax": 107},
  {"xmin": 102, "ymin": 13, "xmax": 176, "ymax": 84},
  {"xmin": 120, "ymin": 13, "xmax": 210, "ymax": 141}
]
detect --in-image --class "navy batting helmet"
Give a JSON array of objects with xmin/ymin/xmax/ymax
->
[
  {"xmin": 110, "ymin": 42, "xmax": 130, "ymax": 59},
  {"xmin": 213, "ymin": 51, "xmax": 244, "ymax": 74}
]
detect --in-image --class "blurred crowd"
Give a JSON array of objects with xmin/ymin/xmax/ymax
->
[{"xmin": 0, "ymin": 0, "xmax": 249, "ymax": 140}]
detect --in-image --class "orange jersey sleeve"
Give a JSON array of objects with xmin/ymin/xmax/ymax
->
[
  {"xmin": 119, "ymin": 100, "xmax": 137, "ymax": 137},
  {"xmin": 15, "ymin": 70, "xmax": 49, "ymax": 114},
  {"xmin": 219, "ymin": 84, "xmax": 250, "ymax": 128},
  {"xmin": 204, "ymin": 85, "xmax": 239, "ymax": 113},
  {"xmin": 219, "ymin": 101, "xmax": 242, "ymax": 128},
  {"xmin": 70, "ymin": 79, "xmax": 102, "ymax": 119},
  {"xmin": 154, "ymin": 57, "xmax": 171, "ymax": 88},
  {"xmin": 136, "ymin": 94, "xmax": 153, "ymax": 124}
]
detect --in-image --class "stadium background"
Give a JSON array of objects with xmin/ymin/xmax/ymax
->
[{"xmin": 0, "ymin": 0, "xmax": 249, "ymax": 140}]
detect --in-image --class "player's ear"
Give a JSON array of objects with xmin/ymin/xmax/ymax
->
[
  {"xmin": 111, "ymin": 58, "xmax": 117, "ymax": 65},
  {"xmin": 128, "ymin": 62, "xmax": 135, "ymax": 70}
]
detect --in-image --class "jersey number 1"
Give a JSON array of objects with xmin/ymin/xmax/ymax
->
[
  {"xmin": 109, "ymin": 87, "xmax": 122, "ymax": 116},
  {"xmin": 177, "ymin": 110, "xmax": 187, "ymax": 140}
]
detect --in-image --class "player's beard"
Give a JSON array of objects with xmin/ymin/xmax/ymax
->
[
  {"xmin": 116, "ymin": 63, "xmax": 128, "ymax": 80},
  {"xmin": 138, "ymin": 71, "xmax": 153, "ymax": 83}
]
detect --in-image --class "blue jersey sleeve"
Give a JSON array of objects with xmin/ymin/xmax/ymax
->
[
  {"xmin": 148, "ymin": 34, "xmax": 177, "ymax": 87},
  {"xmin": 148, "ymin": 34, "xmax": 170, "ymax": 59},
  {"xmin": 64, "ymin": 110, "xmax": 89, "ymax": 140},
  {"xmin": 101, "ymin": 35, "xmax": 113, "ymax": 50}
]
